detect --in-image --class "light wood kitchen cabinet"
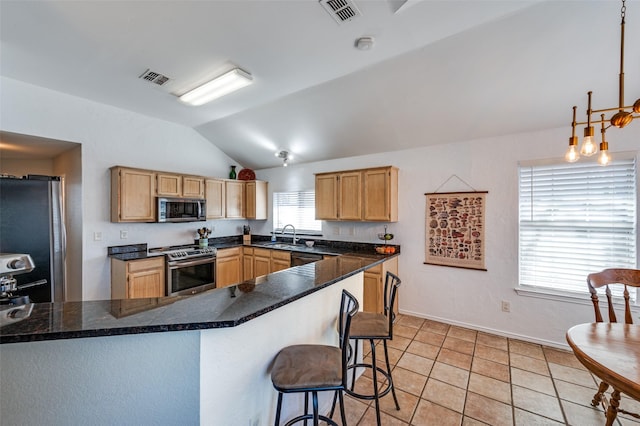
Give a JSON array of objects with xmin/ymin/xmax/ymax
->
[
  {"xmin": 315, "ymin": 173, "xmax": 338, "ymax": 220},
  {"xmin": 110, "ymin": 166, "xmax": 156, "ymax": 222},
  {"xmin": 363, "ymin": 167, "xmax": 398, "ymax": 222},
  {"xmin": 253, "ymin": 248, "xmax": 271, "ymax": 277},
  {"xmin": 156, "ymin": 173, "xmax": 182, "ymax": 197},
  {"xmin": 216, "ymin": 247, "xmax": 243, "ymax": 288},
  {"xmin": 271, "ymin": 250, "xmax": 291, "ymax": 272},
  {"xmin": 225, "ymin": 181, "xmax": 245, "ymax": 218},
  {"xmin": 315, "ymin": 166, "xmax": 398, "ymax": 222},
  {"xmin": 182, "ymin": 176, "xmax": 205, "ymax": 198},
  {"xmin": 363, "ymin": 257, "xmax": 398, "ymax": 313},
  {"xmin": 243, "ymin": 247, "xmax": 254, "ymax": 280},
  {"xmin": 245, "ymin": 180, "xmax": 268, "ymax": 220},
  {"xmin": 111, "ymin": 256, "xmax": 165, "ymax": 299},
  {"xmin": 205, "ymin": 178, "xmax": 226, "ymax": 219},
  {"xmin": 157, "ymin": 174, "xmax": 204, "ymax": 199}
]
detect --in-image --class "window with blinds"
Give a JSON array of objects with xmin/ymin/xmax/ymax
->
[
  {"xmin": 273, "ymin": 191, "xmax": 322, "ymax": 235},
  {"xmin": 518, "ymin": 157, "xmax": 637, "ymax": 297}
]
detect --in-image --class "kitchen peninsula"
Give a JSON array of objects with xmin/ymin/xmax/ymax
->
[{"xmin": 0, "ymin": 250, "xmax": 399, "ymax": 425}]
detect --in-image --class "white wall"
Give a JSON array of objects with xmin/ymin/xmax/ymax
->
[
  {"xmin": 1, "ymin": 76, "xmax": 247, "ymax": 301},
  {"xmin": 252, "ymin": 126, "xmax": 639, "ymax": 347}
]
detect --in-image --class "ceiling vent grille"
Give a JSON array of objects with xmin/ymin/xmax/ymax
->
[
  {"xmin": 138, "ymin": 69, "xmax": 171, "ymax": 86},
  {"xmin": 320, "ymin": 0, "xmax": 362, "ymax": 24}
]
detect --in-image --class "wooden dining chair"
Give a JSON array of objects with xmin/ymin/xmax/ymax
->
[{"xmin": 586, "ymin": 268, "xmax": 640, "ymax": 419}]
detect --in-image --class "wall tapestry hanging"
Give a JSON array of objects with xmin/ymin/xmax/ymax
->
[{"xmin": 425, "ymin": 189, "xmax": 488, "ymax": 271}]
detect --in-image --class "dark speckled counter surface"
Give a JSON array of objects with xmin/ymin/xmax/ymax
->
[{"xmin": 1, "ymin": 246, "xmax": 399, "ymax": 344}]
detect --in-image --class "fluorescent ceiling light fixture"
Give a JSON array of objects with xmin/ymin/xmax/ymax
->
[{"xmin": 179, "ymin": 68, "xmax": 253, "ymax": 106}]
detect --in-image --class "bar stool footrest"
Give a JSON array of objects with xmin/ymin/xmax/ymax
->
[
  {"xmin": 345, "ymin": 363, "xmax": 394, "ymax": 400},
  {"xmin": 284, "ymin": 414, "xmax": 338, "ymax": 426}
]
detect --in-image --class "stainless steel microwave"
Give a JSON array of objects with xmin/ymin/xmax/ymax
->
[{"xmin": 157, "ymin": 197, "xmax": 206, "ymax": 223}]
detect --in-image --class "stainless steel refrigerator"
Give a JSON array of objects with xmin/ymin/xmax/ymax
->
[{"xmin": 0, "ymin": 176, "xmax": 66, "ymax": 302}]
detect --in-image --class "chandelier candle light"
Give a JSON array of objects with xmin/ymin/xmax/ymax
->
[{"xmin": 565, "ymin": 0, "xmax": 640, "ymax": 166}]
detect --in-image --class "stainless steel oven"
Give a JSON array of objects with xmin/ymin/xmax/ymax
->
[{"xmin": 165, "ymin": 247, "xmax": 217, "ymax": 296}]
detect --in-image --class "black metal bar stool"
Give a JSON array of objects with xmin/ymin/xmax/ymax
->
[
  {"xmin": 271, "ymin": 290, "xmax": 359, "ymax": 426},
  {"xmin": 345, "ymin": 271, "xmax": 401, "ymax": 426}
]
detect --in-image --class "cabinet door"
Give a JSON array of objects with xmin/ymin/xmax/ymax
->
[
  {"xmin": 271, "ymin": 250, "xmax": 291, "ymax": 272},
  {"xmin": 363, "ymin": 167, "xmax": 398, "ymax": 222},
  {"xmin": 254, "ymin": 248, "xmax": 271, "ymax": 277},
  {"xmin": 111, "ymin": 167, "xmax": 156, "ymax": 222},
  {"xmin": 183, "ymin": 176, "xmax": 205, "ymax": 198},
  {"xmin": 338, "ymin": 171, "xmax": 362, "ymax": 220},
  {"xmin": 245, "ymin": 181, "xmax": 268, "ymax": 220},
  {"xmin": 225, "ymin": 181, "xmax": 245, "ymax": 218},
  {"xmin": 157, "ymin": 173, "xmax": 182, "ymax": 197},
  {"xmin": 243, "ymin": 254, "xmax": 254, "ymax": 280},
  {"xmin": 128, "ymin": 269, "xmax": 164, "ymax": 299},
  {"xmin": 216, "ymin": 248, "xmax": 242, "ymax": 287},
  {"xmin": 363, "ymin": 271, "xmax": 383, "ymax": 313},
  {"xmin": 205, "ymin": 179, "xmax": 226, "ymax": 219},
  {"xmin": 315, "ymin": 174, "xmax": 338, "ymax": 220}
]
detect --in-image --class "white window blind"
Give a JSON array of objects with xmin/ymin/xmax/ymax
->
[
  {"xmin": 518, "ymin": 158, "xmax": 637, "ymax": 296},
  {"xmin": 273, "ymin": 191, "xmax": 322, "ymax": 234}
]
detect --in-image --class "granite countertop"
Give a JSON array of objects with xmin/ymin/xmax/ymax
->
[{"xmin": 0, "ymin": 252, "xmax": 398, "ymax": 344}]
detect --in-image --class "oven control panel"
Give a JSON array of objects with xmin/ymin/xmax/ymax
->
[{"xmin": 165, "ymin": 247, "xmax": 217, "ymax": 261}]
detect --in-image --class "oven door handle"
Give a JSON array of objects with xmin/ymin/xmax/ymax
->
[{"xmin": 168, "ymin": 257, "xmax": 216, "ymax": 268}]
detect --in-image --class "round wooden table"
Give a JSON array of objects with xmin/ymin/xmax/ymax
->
[{"xmin": 566, "ymin": 323, "xmax": 640, "ymax": 425}]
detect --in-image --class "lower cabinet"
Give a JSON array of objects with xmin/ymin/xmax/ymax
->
[
  {"xmin": 271, "ymin": 250, "xmax": 291, "ymax": 272},
  {"xmin": 243, "ymin": 247, "xmax": 254, "ymax": 281},
  {"xmin": 253, "ymin": 248, "xmax": 271, "ymax": 278},
  {"xmin": 216, "ymin": 247, "xmax": 243, "ymax": 288},
  {"xmin": 111, "ymin": 257, "xmax": 165, "ymax": 299},
  {"xmin": 363, "ymin": 257, "xmax": 399, "ymax": 313}
]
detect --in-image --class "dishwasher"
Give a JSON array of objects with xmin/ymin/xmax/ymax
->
[{"xmin": 290, "ymin": 252, "xmax": 324, "ymax": 267}]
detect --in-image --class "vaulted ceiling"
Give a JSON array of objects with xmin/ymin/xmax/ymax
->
[{"xmin": 1, "ymin": 1, "xmax": 638, "ymax": 168}]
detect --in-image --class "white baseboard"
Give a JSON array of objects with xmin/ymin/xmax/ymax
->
[{"xmin": 399, "ymin": 309, "xmax": 571, "ymax": 351}]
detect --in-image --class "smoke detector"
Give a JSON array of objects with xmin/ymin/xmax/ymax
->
[
  {"xmin": 319, "ymin": 0, "xmax": 362, "ymax": 24},
  {"xmin": 355, "ymin": 36, "xmax": 374, "ymax": 50}
]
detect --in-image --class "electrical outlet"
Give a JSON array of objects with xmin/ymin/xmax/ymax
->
[
  {"xmin": 501, "ymin": 300, "xmax": 511, "ymax": 312},
  {"xmin": 333, "ymin": 227, "xmax": 340, "ymax": 235},
  {"xmin": 120, "ymin": 230, "xmax": 128, "ymax": 239},
  {"xmin": 349, "ymin": 227, "xmax": 356, "ymax": 236},
  {"xmin": 93, "ymin": 232, "xmax": 102, "ymax": 241}
]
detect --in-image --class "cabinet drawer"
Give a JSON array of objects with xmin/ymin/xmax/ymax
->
[
  {"xmin": 243, "ymin": 247, "xmax": 254, "ymax": 255},
  {"xmin": 365, "ymin": 263, "xmax": 382, "ymax": 275},
  {"xmin": 254, "ymin": 248, "xmax": 271, "ymax": 258},
  {"xmin": 217, "ymin": 247, "xmax": 242, "ymax": 258},
  {"xmin": 271, "ymin": 250, "xmax": 291, "ymax": 261},
  {"xmin": 127, "ymin": 257, "xmax": 164, "ymax": 273}
]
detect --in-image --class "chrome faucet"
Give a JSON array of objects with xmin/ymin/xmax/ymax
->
[{"xmin": 281, "ymin": 224, "xmax": 298, "ymax": 245}]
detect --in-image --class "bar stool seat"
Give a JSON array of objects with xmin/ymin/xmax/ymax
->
[
  {"xmin": 271, "ymin": 290, "xmax": 359, "ymax": 426},
  {"xmin": 345, "ymin": 271, "xmax": 401, "ymax": 426}
]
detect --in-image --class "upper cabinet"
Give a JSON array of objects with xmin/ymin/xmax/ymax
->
[
  {"xmin": 315, "ymin": 166, "xmax": 398, "ymax": 222},
  {"xmin": 205, "ymin": 178, "xmax": 226, "ymax": 219},
  {"xmin": 157, "ymin": 173, "xmax": 204, "ymax": 199},
  {"xmin": 112, "ymin": 165, "xmax": 268, "ymax": 223},
  {"xmin": 245, "ymin": 180, "xmax": 268, "ymax": 220},
  {"xmin": 225, "ymin": 180, "xmax": 245, "ymax": 219},
  {"xmin": 111, "ymin": 166, "xmax": 156, "ymax": 222}
]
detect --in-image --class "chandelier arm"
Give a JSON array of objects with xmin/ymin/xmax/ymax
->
[{"xmin": 618, "ymin": 4, "xmax": 626, "ymax": 111}]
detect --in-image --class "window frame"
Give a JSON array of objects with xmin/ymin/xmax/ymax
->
[
  {"xmin": 516, "ymin": 154, "xmax": 639, "ymax": 306},
  {"xmin": 272, "ymin": 190, "xmax": 322, "ymax": 236}
]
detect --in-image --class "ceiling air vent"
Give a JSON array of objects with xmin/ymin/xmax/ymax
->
[
  {"xmin": 320, "ymin": 0, "xmax": 362, "ymax": 24},
  {"xmin": 138, "ymin": 69, "xmax": 171, "ymax": 86}
]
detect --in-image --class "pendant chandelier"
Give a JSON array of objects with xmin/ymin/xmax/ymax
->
[{"xmin": 565, "ymin": 0, "xmax": 640, "ymax": 166}]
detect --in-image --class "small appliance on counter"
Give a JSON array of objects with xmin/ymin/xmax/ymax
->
[
  {"xmin": 243, "ymin": 225, "xmax": 251, "ymax": 245},
  {"xmin": 0, "ymin": 253, "xmax": 43, "ymax": 305}
]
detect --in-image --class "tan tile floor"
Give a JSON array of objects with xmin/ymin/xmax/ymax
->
[{"xmin": 331, "ymin": 314, "xmax": 640, "ymax": 426}]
